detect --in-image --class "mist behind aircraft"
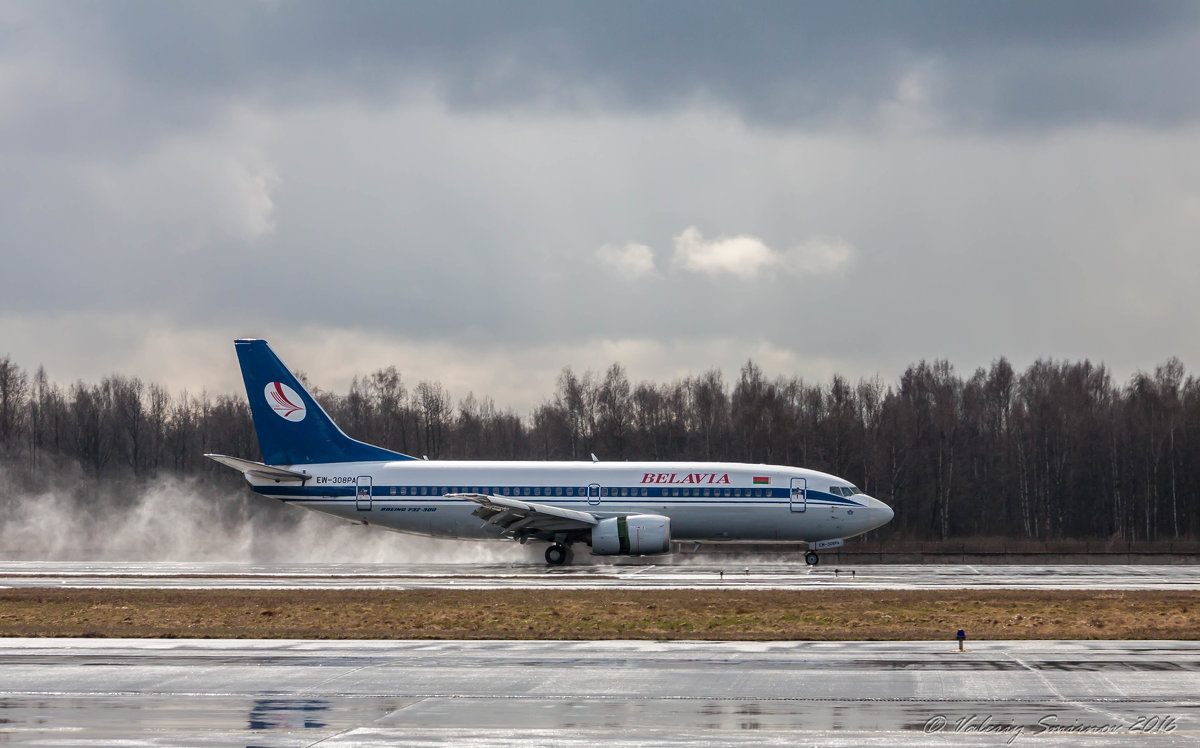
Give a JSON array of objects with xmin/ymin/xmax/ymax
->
[{"xmin": 0, "ymin": 469, "xmax": 525, "ymax": 563}]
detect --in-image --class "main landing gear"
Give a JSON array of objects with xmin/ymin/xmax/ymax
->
[
  {"xmin": 804, "ymin": 550, "xmax": 819, "ymax": 566},
  {"xmin": 545, "ymin": 544, "xmax": 573, "ymax": 566}
]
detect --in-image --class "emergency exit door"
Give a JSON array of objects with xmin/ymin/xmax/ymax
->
[
  {"xmin": 355, "ymin": 476, "xmax": 373, "ymax": 511},
  {"xmin": 790, "ymin": 477, "xmax": 807, "ymax": 513}
]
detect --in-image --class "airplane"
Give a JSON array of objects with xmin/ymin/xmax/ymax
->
[{"xmin": 207, "ymin": 339, "xmax": 894, "ymax": 565}]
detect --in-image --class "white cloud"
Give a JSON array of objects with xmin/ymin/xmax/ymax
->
[
  {"xmin": 596, "ymin": 241, "xmax": 656, "ymax": 278},
  {"xmin": 780, "ymin": 236, "xmax": 858, "ymax": 277},
  {"xmin": 670, "ymin": 226, "xmax": 856, "ymax": 280},
  {"xmin": 671, "ymin": 226, "xmax": 776, "ymax": 279}
]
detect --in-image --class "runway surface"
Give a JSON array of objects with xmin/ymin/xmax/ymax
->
[
  {"xmin": 2, "ymin": 561, "xmax": 1199, "ymax": 590},
  {"xmin": 1, "ymin": 638, "xmax": 1197, "ymax": 745}
]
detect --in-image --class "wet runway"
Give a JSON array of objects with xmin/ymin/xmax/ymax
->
[
  {"xmin": 2, "ymin": 638, "xmax": 1197, "ymax": 745},
  {"xmin": 2, "ymin": 561, "xmax": 1199, "ymax": 590},
  {"xmin": 6, "ymin": 563, "xmax": 1196, "ymax": 742}
]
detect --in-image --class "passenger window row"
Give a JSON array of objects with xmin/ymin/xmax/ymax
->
[{"xmin": 387, "ymin": 486, "xmax": 777, "ymax": 498}]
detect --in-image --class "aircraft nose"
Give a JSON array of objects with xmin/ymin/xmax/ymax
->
[{"xmin": 868, "ymin": 496, "xmax": 894, "ymax": 527}]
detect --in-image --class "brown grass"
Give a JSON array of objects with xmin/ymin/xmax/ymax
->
[{"xmin": 2, "ymin": 589, "xmax": 1198, "ymax": 640}]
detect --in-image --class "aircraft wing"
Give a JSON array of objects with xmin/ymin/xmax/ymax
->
[
  {"xmin": 205, "ymin": 454, "xmax": 310, "ymax": 483},
  {"xmin": 451, "ymin": 493, "xmax": 599, "ymax": 536}
]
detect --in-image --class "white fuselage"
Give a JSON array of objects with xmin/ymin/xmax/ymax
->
[{"xmin": 249, "ymin": 459, "xmax": 894, "ymax": 544}]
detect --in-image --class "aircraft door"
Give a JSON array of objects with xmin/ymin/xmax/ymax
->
[
  {"xmin": 587, "ymin": 483, "xmax": 602, "ymax": 506},
  {"xmin": 356, "ymin": 476, "xmax": 373, "ymax": 511},
  {"xmin": 790, "ymin": 477, "xmax": 807, "ymax": 513}
]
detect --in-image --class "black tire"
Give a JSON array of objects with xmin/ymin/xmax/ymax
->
[
  {"xmin": 545, "ymin": 544, "xmax": 569, "ymax": 566},
  {"xmin": 805, "ymin": 550, "xmax": 819, "ymax": 566}
]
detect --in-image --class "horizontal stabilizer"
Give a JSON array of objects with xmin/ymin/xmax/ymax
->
[{"xmin": 205, "ymin": 454, "xmax": 310, "ymax": 483}]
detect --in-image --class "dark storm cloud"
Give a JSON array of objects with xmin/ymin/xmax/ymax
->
[
  {"xmin": 63, "ymin": 0, "xmax": 1200, "ymax": 131},
  {"xmin": 3, "ymin": 1, "xmax": 1199, "ymax": 407}
]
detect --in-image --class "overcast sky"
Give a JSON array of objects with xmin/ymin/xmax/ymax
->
[{"xmin": 3, "ymin": 1, "xmax": 1199, "ymax": 411}]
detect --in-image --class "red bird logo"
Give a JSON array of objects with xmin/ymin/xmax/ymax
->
[{"xmin": 265, "ymin": 382, "xmax": 306, "ymax": 422}]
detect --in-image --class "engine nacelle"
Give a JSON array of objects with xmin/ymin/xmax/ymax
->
[{"xmin": 591, "ymin": 514, "xmax": 671, "ymax": 556}]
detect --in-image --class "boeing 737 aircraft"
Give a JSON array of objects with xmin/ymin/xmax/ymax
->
[{"xmin": 207, "ymin": 340, "xmax": 894, "ymax": 565}]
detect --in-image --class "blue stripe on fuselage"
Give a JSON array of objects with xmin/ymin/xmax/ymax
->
[{"xmin": 252, "ymin": 484, "xmax": 866, "ymax": 507}]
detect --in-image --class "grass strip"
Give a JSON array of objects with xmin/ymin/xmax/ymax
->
[{"xmin": 0, "ymin": 589, "xmax": 1197, "ymax": 640}]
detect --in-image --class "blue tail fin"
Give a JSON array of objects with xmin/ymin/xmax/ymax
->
[{"xmin": 234, "ymin": 339, "xmax": 415, "ymax": 465}]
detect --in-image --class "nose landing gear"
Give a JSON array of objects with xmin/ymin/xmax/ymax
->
[{"xmin": 545, "ymin": 543, "xmax": 573, "ymax": 566}]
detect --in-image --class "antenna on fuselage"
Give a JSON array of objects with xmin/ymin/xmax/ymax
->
[{"xmin": 590, "ymin": 453, "xmax": 599, "ymax": 463}]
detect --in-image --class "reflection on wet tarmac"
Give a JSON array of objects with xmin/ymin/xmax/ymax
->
[
  {"xmin": 0, "ymin": 694, "xmax": 401, "ymax": 744},
  {"xmin": 1, "ymin": 639, "xmax": 1198, "ymax": 745},
  {"xmin": 247, "ymin": 698, "xmax": 329, "ymax": 730}
]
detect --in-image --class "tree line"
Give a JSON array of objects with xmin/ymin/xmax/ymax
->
[{"xmin": 1, "ymin": 353, "xmax": 1198, "ymax": 542}]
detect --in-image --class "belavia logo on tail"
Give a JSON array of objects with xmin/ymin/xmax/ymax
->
[{"xmin": 265, "ymin": 382, "xmax": 306, "ymax": 422}]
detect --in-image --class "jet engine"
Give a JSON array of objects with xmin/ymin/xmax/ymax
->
[{"xmin": 591, "ymin": 514, "xmax": 671, "ymax": 555}]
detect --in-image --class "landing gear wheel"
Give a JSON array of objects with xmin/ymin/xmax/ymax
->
[
  {"xmin": 804, "ymin": 550, "xmax": 819, "ymax": 566},
  {"xmin": 545, "ymin": 544, "xmax": 571, "ymax": 566}
]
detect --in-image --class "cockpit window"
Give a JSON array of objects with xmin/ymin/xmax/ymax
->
[{"xmin": 831, "ymin": 485, "xmax": 862, "ymax": 496}]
